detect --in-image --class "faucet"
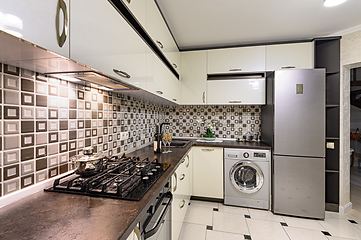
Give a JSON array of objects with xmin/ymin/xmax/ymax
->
[{"xmin": 160, "ymin": 122, "xmax": 170, "ymax": 135}]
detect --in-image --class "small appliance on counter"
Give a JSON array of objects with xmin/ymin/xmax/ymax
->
[{"xmin": 45, "ymin": 147, "xmax": 170, "ymax": 201}]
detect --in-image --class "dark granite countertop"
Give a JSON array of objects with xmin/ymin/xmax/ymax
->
[{"xmin": 0, "ymin": 140, "xmax": 270, "ymax": 240}]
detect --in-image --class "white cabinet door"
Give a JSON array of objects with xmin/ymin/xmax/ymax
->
[
  {"xmin": 147, "ymin": 53, "xmax": 179, "ymax": 103},
  {"xmin": 121, "ymin": 0, "xmax": 147, "ymax": 28},
  {"xmin": 146, "ymin": 0, "xmax": 180, "ymax": 75},
  {"xmin": 266, "ymin": 42, "xmax": 314, "ymax": 71},
  {"xmin": 193, "ymin": 147, "xmax": 223, "ymax": 199},
  {"xmin": 70, "ymin": 0, "xmax": 147, "ymax": 90},
  {"xmin": 0, "ymin": 0, "xmax": 70, "ymax": 57},
  {"xmin": 171, "ymin": 157, "xmax": 190, "ymax": 240},
  {"xmin": 181, "ymin": 51, "xmax": 207, "ymax": 105},
  {"xmin": 207, "ymin": 46, "xmax": 266, "ymax": 74},
  {"xmin": 207, "ymin": 78, "xmax": 266, "ymax": 105}
]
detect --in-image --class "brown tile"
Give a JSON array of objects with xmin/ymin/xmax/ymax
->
[
  {"xmin": 59, "ymin": 120, "xmax": 68, "ymax": 130},
  {"xmin": 21, "ymin": 174, "xmax": 34, "ymax": 189},
  {"xmin": 21, "ymin": 78, "xmax": 34, "ymax": 92},
  {"xmin": 69, "ymin": 131, "xmax": 77, "ymax": 140},
  {"xmin": 4, "ymin": 64, "xmax": 20, "ymax": 76},
  {"xmin": 21, "ymin": 93, "xmax": 34, "ymax": 105},
  {"xmin": 69, "ymin": 99, "xmax": 77, "ymax": 109},
  {"xmin": 59, "ymin": 164, "xmax": 68, "ymax": 174},
  {"xmin": 21, "ymin": 121, "xmax": 34, "ymax": 133},
  {"xmin": 21, "ymin": 134, "xmax": 34, "ymax": 147},
  {"xmin": 4, "ymin": 106, "xmax": 19, "ymax": 119},
  {"xmin": 36, "ymin": 95, "xmax": 47, "ymax": 107},
  {"xmin": 21, "ymin": 147, "xmax": 34, "ymax": 162},
  {"xmin": 36, "ymin": 121, "xmax": 47, "ymax": 132},
  {"xmin": 36, "ymin": 158, "xmax": 47, "ymax": 171},
  {"xmin": 48, "ymin": 167, "xmax": 58, "ymax": 178},
  {"xmin": 3, "ymin": 164, "xmax": 19, "ymax": 181}
]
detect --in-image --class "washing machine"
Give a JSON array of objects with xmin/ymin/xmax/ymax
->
[{"xmin": 224, "ymin": 148, "xmax": 271, "ymax": 210}]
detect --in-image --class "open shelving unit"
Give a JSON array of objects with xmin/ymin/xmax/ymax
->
[{"xmin": 314, "ymin": 36, "xmax": 341, "ymax": 212}]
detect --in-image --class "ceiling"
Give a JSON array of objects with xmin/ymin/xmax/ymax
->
[{"xmin": 156, "ymin": 0, "xmax": 361, "ymax": 51}]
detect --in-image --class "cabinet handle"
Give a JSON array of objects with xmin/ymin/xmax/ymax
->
[
  {"xmin": 126, "ymin": 0, "xmax": 131, "ymax": 3},
  {"xmin": 56, "ymin": 0, "xmax": 68, "ymax": 48},
  {"xmin": 180, "ymin": 174, "xmax": 185, "ymax": 181},
  {"xmin": 173, "ymin": 172, "xmax": 177, "ymax": 192},
  {"xmin": 156, "ymin": 40, "xmax": 164, "ymax": 49},
  {"xmin": 202, "ymin": 148, "xmax": 214, "ymax": 151},
  {"xmin": 180, "ymin": 199, "xmax": 186, "ymax": 209},
  {"xmin": 281, "ymin": 66, "xmax": 295, "ymax": 69},
  {"xmin": 156, "ymin": 90, "xmax": 163, "ymax": 95},
  {"xmin": 203, "ymin": 92, "xmax": 206, "ymax": 103},
  {"xmin": 229, "ymin": 68, "xmax": 242, "ymax": 72},
  {"xmin": 113, "ymin": 69, "xmax": 131, "ymax": 79},
  {"xmin": 172, "ymin": 63, "xmax": 178, "ymax": 69},
  {"xmin": 181, "ymin": 158, "xmax": 186, "ymax": 164},
  {"xmin": 186, "ymin": 155, "xmax": 190, "ymax": 168},
  {"xmin": 229, "ymin": 100, "xmax": 242, "ymax": 103},
  {"xmin": 173, "ymin": 99, "xmax": 177, "ymax": 102},
  {"xmin": 134, "ymin": 226, "xmax": 141, "ymax": 240}
]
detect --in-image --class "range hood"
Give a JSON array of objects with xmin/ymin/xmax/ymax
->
[{"xmin": 0, "ymin": 30, "xmax": 138, "ymax": 91}]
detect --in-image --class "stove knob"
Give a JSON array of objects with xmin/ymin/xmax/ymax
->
[
  {"xmin": 243, "ymin": 152, "xmax": 250, "ymax": 158},
  {"xmin": 147, "ymin": 172, "xmax": 154, "ymax": 180},
  {"xmin": 142, "ymin": 176, "xmax": 150, "ymax": 187},
  {"xmin": 152, "ymin": 168, "xmax": 158, "ymax": 175}
]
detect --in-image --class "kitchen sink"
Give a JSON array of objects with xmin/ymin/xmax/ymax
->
[{"xmin": 169, "ymin": 139, "xmax": 191, "ymax": 148}]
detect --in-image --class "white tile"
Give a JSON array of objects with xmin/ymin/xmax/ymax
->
[
  {"xmin": 327, "ymin": 236, "xmax": 358, "ymax": 240},
  {"xmin": 218, "ymin": 204, "xmax": 250, "ymax": 215},
  {"xmin": 326, "ymin": 212, "xmax": 350, "ymax": 220},
  {"xmin": 284, "ymin": 226, "xmax": 328, "ymax": 240},
  {"xmin": 206, "ymin": 230, "xmax": 244, "ymax": 240},
  {"xmin": 213, "ymin": 211, "xmax": 249, "ymax": 235},
  {"xmin": 248, "ymin": 208, "xmax": 284, "ymax": 222},
  {"xmin": 190, "ymin": 200, "xmax": 219, "ymax": 209},
  {"xmin": 318, "ymin": 217, "xmax": 361, "ymax": 239},
  {"xmin": 283, "ymin": 216, "xmax": 326, "ymax": 231},
  {"xmin": 246, "ymin": 218, "xmax": 289, "ymax": 240},
  {"xmin": 184, "ymin": 205, "xmax": 213, "ymax": 225},
  {"xmin": 179, "ymin": 223, "xmax": 206, "ymax": 240}
]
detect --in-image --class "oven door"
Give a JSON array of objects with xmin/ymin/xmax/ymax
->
[{"xmin": 142, "ymin": 191, "xmax": 173, "ymax": 240}]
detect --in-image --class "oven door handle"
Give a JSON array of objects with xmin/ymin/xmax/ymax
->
[{"xmin": 144, "ymin": 192, "xmax": 173, "ymax": 239}]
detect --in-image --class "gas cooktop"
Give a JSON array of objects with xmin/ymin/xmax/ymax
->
[{"xmin": 45, "ymin": 154, "xmax": 170, "ymax": 201}]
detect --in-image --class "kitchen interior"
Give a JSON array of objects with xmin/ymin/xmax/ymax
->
[{"xmin": 0, "ymin": 0, "xmax": 361, "ymax": 240}]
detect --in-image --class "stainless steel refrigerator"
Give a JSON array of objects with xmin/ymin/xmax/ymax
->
[{"xmin": 261, "ymin": 69, "xmax": 325, "ymax": 219}]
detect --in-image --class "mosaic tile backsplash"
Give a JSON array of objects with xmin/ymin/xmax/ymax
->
[
  {"xmin": 0, "ymin": 63, "xmax": 164, "ymax": 197},
  {"xmin": 163, "ymin": 105, "xmax": 261, "ymax": 139},
  {"xmin": 0, "ymin": 62, "xmax": 261, "ymax": 198}
]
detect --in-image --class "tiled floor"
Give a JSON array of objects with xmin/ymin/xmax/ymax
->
[{"xmin": 178, "ymin": 200, "xmax": 361, "ymax": 240}]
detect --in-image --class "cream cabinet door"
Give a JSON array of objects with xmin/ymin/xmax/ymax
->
[
  {"xmin": 0, "ymin": 0, "xmax": 70, "ymax": 57},
  {"xmin": 207, "ymin": 78, "xmax": 266, "ymax": 105},
  {"xmin": 181, "ymin": 51, "xmax": 207, "ymax": 105},
  {"xmin": 70, "ymin": 0, "xmax": 147, "ymax": 90},
  {"xmin": 146, "ymin": 0, "xmax": 180, "ymax": 75},
  {"xmin": 192, "ymin": 147, "xmax": 223, "ymax": 199},
  {"xmin": 266, "ymin": 42, "xmax": 314, "ymax": 71},
  {"xmin": 121, "ymin": 0, "xmax": 146, "ymax": 27},
  {"xmin": 207, "ymin": 46, "xmax": 266, "ymax": 74}
]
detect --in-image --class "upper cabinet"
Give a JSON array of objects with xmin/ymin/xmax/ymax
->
[
  {"xmin": 121, "ymin": 0, "xmax": 147, "ymax": 27},
  {"xmin": 0, "ymin": 0, "xmax": 70, "ymax": 57},
  {"xmin": 207, "ymin": 46, "xmax": 266, "ymax": 74},
  {"xmin": 266, "ymin": 42, "xmax": 314, "ymax": 71},
  {"xmin": 146, "ymin": 0, "xmax": 181, "ymax": 75},
  {"xmin": 181, "ymin": 51, "xmax": 207, "ymax": 105},
  {"xmin": 70, "ymin": 0, "xmax": 147, "ymax": 90}
]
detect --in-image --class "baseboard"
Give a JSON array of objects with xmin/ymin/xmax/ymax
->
[{"xmin": 339, "ymin": 202, "xmax": 353, "ymax": 215}]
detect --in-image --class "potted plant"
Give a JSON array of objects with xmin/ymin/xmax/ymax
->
[{"xmin": 196, "ymin": 118, "xmax": 220, "ymax": 140}]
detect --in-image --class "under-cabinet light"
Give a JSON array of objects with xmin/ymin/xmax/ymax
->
[{"xmin": 324, "ymin": 0, "xmax": 347, "ymax": 7}]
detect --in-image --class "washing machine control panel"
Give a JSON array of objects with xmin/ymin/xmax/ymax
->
[
  {"xmin": 243, "ymin": 152, "xmax": 249, "ymax": 158},
  {"xmin": 254, "ymin": 152, "xmax": 267, "ymax": 158}
]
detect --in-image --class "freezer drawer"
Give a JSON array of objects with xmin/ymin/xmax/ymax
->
[{"xmin": 273, "ymin": 155, "xmax": 325, "ymax": 219}]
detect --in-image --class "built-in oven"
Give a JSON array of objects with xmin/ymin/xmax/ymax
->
[{"xmin": 139, "ymin": 181, "xmax": 173, "ymax": 240}]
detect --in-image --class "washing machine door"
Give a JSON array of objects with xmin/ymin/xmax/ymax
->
[{"xmin": 229, "ymin": 161, "xmax": 264, "ymax": 194}]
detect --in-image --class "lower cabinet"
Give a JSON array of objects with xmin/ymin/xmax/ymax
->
[
  {"xmin": 192, "ymin": 147, "xmax": 223, "ymax": 199},
  {"xmin": 171, "ymin": 149, "xmax": 192, "ymax": 240}
]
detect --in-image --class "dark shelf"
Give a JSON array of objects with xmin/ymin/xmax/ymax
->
[
  {"xmin": 326, "ymin": 171, "xmax": 339, "ymax": 204},
  {"xmin": 326, "ymin": 71, "xmax": 340, "ymax": 75},
  {"xmin": 326, "ymin": 73, "xmax": 340, "ymax": 105},
  {"xmin": 315, "ymin": 39, "xmax": 340, "ymax": 73},
  {"xmin": 326, "ymin": 107, "xmax": 340, "ymax": 138},
  {"xmin": 326, "ymin": 138, "xmax": 340, "ymax": 171}
]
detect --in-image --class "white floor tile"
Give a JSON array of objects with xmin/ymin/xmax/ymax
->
[
  {"xmin": 218, "ymin": 203, "xmax": 250, "ymax": 215},
  {"xmin": 283, "ymin": 215, "xmax": 326, "ymax": 231},
  {"xmin": 246, "ymin": 218, "xmax": 289, "ymax": 240},
  {"xmin": 325, "ymin": 211, "xmax": 350, "ymax": 220},
  {"xmin": 213, "ymin": 211, "xmax": 249, "ymax": 235},
  {"xmin": 248, "ymin": 208, "xmax": 285, "ymax": 222},
  {"xmin": 327, "ymin": 236, "xmax": 359, "ymax": 240},
  {"xmin": 318, "ymin": 217, "xmax": 361, "ymax": 240},
  {"xmin": 284, "ymin": 226, "xmax": 328, "ymax": 240},
  {"xmin": 178, "ymin": 223, "xmax": 206, "ymax": 240},
  {"xmin": 206, "ymin": 230, "xmax": 244, "ymax": 240},
  {"xmin": 189, "ymin": 200, "xmax": 219, "ymax": 209},
  {"xmin": 184, "ymin": 205, "xmax": 213, "ymax": 225}
]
